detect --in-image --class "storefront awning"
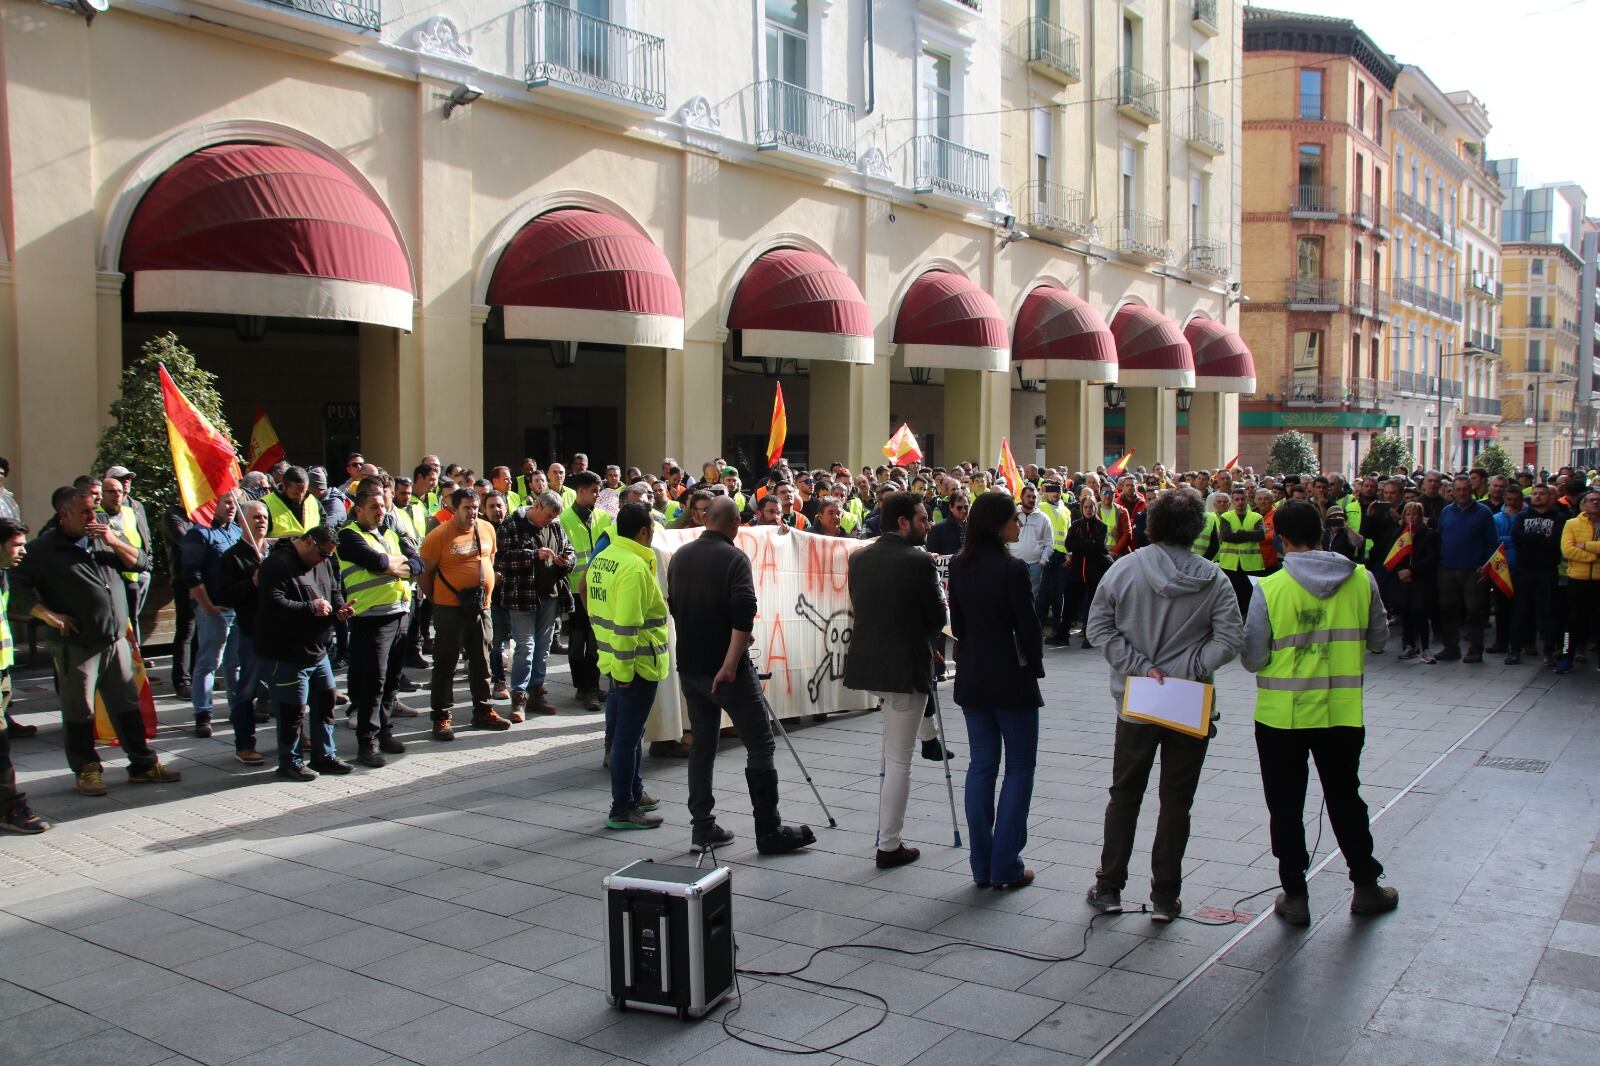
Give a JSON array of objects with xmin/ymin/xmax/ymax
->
[
  {"xmin": 1013, "ymin": 286, "xmax": 1118, "ymax": 383},
  {"xmin": 1183, "ymin": 317, "xmax": 1257, "ymax": 394},
  {"xmin": 1111, "ymin": 304, "xmax": 1195, "ymax": 389},
  {"xmin": 488, "ymin": 208, "xmax": 684, "ymax": 348},
  {"xmin": 893, "ymin": 270, "xmax": 1008, "ymax": 372},
  {"xmin": 121, "ymin": 143, "xmax": 414, "ymax": 331},
  {"xmin": 729, "ymin": 248, "xmax": 872, "ymax": 365}
]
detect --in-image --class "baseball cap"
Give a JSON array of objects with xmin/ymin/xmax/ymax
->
[{"xmin": 104, "ymin": 465, "xmax": 134, "ymax": 479}]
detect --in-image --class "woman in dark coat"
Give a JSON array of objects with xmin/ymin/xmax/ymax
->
[
  {"xmin": 1058, "ymin": 489, "xmax": 1112, "ymax": 648},
  {"xmin": 1392, "ymin": 501, "xmax": 1439, "ymax": 663},
  {"xmin": 948, "ymin": 492, "xmax": 1045, "ymax": 889}
]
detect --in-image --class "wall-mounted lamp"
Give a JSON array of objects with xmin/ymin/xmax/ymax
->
[
  {"xmin": 1016, "ymin": 367, "xmax": 1040, "ymax": 392},
  {"xmin": 1175, "ymin": 389, "xmax": 1193, "ymax": 412},
  {"xmin": 550, "ymin": 341, "xmax": 579, "ymax": 369},
  {"xmin": 1105, "ymin": 385, "xmax": 1127, "ymax": 409},
  {"xmin": 909, "ymin": 365, "xmax": 933, "ymax": 386},
  {"xmin": 760, "ymin": 357, "xmax": 785, "ymax": 378},
  {"xmin": 443, "ymin": 83, "xmax": 484, "ymax": 119}
]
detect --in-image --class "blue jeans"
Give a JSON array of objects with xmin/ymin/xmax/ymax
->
[
  {"xmin": 490, "ymin": 603, "xmax": 510, "ymax": 683},
  {"xmin": 265, "ymin": 654, "xmax": 337, "ymax": 769},
  {"xmin": 192, "ymin": 607, "xmax": 238, "ymax": 716},
  {"xmin": 228, "ymin": 631, "xmax": 263, "ymax": 752},
  {"xmin": 606, "ymin": 678, "xmax": 658, "ymax": 814},
  {"xmin": 962, "ymin": 707, "xmax": 1039, "ymax": 885},
  {"xmin": 509, "ymin": 599, "xmax": 560, "ymax": 695}
]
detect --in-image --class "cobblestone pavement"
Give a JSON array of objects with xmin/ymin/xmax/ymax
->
[{"xmin": 0, "ymin": 632, "xmax": 1585, "ymax": 1065}]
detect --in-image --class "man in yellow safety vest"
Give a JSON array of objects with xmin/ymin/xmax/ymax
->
[
  {"xmin": 339, "ymin": 489, "xmax": 422, "ymax": 767},
  {"xmin": 1216, "ymin": 487, "xmax": 1267, "ymax": 616},
  {"xmin": 266, "ymin": 467, "xmax": 325, "ymax": 539},
  {"xmin": 0, "ymin": 515, "xmax": 50, "ymax": 831},
  {"xmin": 1241, "ymin": 499, "xmax": 1397, "ymax": 927},
  {"xmin": 99, "ymin": 475, "xmax": 152, "ymax": 641}
]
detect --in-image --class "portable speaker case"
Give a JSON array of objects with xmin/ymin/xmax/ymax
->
[{"xmin": 603, "ymin": 859, "xmax": 734, "ymax": 1020}]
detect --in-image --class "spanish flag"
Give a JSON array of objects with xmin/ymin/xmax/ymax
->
[
  {"xmin": 246, "ymin": 403, "xmax": 286, "ymax": 474},
  {"xmin": 92, "ymin": 622, "xmax": 159, "ymax": 746},
  {"xmin": 766, "ymin": 383, "xmax": 787, "ymax": 469},
  {"xmin": 998, "ymin": 437, "xmax": 1025, "ymax": 495},
  {"xmin": 1224, "ymin": 454, "xmax": 1240, "ymax": 472},
  {"xmin": 1383, "ymin": 527, "xmax": 1413, "ymax": 571},
  {"xmin": 1483, "ymin": 544, "xmax": 1514, "ymax": 597},
  {"xmin": 883, "ymin": 424, "xmax": 924, "ymax": 466},
  {"xmin": 1108, "ymin": 449, "xmax": 1135, "ymax": 477},
  {"xmin": 159, "ymin": 364, "xmax": 240, "ymax": 525}
]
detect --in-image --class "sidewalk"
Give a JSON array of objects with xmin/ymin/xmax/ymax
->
[{"xmin": 0, "ymin": 636, "xmax": 1586, "ymax": 1065}]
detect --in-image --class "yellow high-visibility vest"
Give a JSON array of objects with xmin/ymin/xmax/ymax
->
[{"xmin": 1254, "ymin": 566, "xmax": 1371, "ymax": 730}]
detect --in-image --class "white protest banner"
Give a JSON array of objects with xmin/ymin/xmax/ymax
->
[{"xmin": 641, "ymin": 526, "xmax": 875, "ymax": 742}]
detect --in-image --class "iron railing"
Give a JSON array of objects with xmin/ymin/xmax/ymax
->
[
  {"xmin": 1468, "ymin": 330, "xmax": 1501, "ymax": 354},
  {"xmin": 1184, "ymin": 104, "xmax": 1225, "ymax": 154},
  {"xmin": 1350, "ymin": 280, "xmax": 1381, "ymax": 318},
  {"xmin": 262, "ymin": 0, "xmax": 380, "ymax": 31},
  {"xmin": 1288, "ymin": 183, "xmax": 1339, "ymax": 216},
  {"xmin": 1394, "ymin": 370, "xmax": 1440, "ymax": 396},
  {"xmin": 1524, "ymin": 313, "xmax": 1554, "ymax": 329},
  {"xmin": 1373, "ymin": 203, "xmax": 1391, "ymax": 235},
  {"xmin": 525, "ymin": 2, "xmax": 666, "ymax": 110},
  {"xmin": 1018, "ymin": 180, "xmax": 1092, "ymax": 238},
  {"xmin": 912, "ymin": 135, "xmax": 989, "ymax": 203},
  {"xmin": 1186, "ymin": 235, "xmax": 1229, "ymax": 278},
  {"xmin": 1113, "ymin": 211, "xmax": 1169, "ymax": 260},
  {"xmin": 1469, "ymin": 397, "xmax": 1502, "ymax": 416},
  {"xmin": 1112, "ymin": 67, "xmax": 1161, "ymax": 122},
  {"xmin": 1285, "ymin": 276, "xmax": 1342, "ymax": 308},
  {"xmin": 1468, "ymin": 272, "xmax": 1502, "ymax": 300},
  {"xmin": 1353, "ymin": 193, "xmax": 1374, "ymax": 229},
  {"xmin": 1022, "ymin": 17, "xmax": 1080, "ymax": 80},
  {"xmin": 1281, "ymin": 374, "xmax": 1348, "ymax": 406},
  {"xmin": 1351, "ymin": 377, "xmax": 1397, "ymax": 408},
  {"xmin": 1395, "ymin": 188, "xmax": 1443, "ymax": 235},
  {"xmin": 1439, "ymin": 378, "xmax": 1462, "ymax": 401},
  {"xmin": 1562, "ymin": 319, "xmax": 1582, "ymax": 339},
  {"xmin": 752, "ymin": 80, "xmax": 856, "ymax": 164}
]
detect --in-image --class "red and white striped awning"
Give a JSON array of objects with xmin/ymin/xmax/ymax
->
[
  {"xmin": 1110, "ymin": 304, "xmax": 1196, "ymax": 389},
  {"xmin": 1183, "ymin": 317, "xmax": 1257, "ymax": 393},
  {"xmin": 488, "ymin": 208, "xmax": 684, "ymax": 348},
  {"xmin": 121, "ymin": 143, "xmax": 414, "ymax": 330},
  {"xmin": 893, "ymin": 270, "xmax": 1008, "ymax": 372},
  {"xmin": 729, "ymin": 248, "xmax": 873, "ymax": 364},
  {"xmin": 1012, "ymin": 286, "xmax": 1118, "ymax": 383}
]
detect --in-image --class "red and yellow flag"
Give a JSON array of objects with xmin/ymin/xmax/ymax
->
[
  {"xmin": 159, "ymin": 364, "xmax": 240, "ymax": 524},
  {"xmin": 997, "ymin": 437, "xmax": 1025, "ymax": 495},
  {"xmin": 1107, "ymin": 449, "xmax": 1135, "ymax": 477},
  {"xmin": 1383, "ymin": 527, "xmax": 1414, "ymax": 572},
  {"xmin": 1224, "ymin": 454, "xmax": 1240, "ymax": 472},
  {"xmin": 766, "ymin": 383, "xmax": 787, "ymax": 469},
  {"xmin": 92, "ymin": 622, "xmax": 158, "ymax": 746},
  {"xmin": 883, "ymin": 424, "xmax": 924, "ymax": 466},
  {"xmin": 246, "ymin": 403, "xmax": 286, "ymax": 474},
  {"xmin": 1483, "ymin": 544, "xmax": 1514, "ymax": 597}
]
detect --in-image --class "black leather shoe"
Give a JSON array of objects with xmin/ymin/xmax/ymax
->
[
  {"xmin": 276, "ymin": 763, "xmax": 318, "ymax": 782},
  {"xmin": 378, "ymin": 732, "xmax": 406, "ymax": 755},
  {"xmin": 194, "ymin": 717, "xmax": 213, "ymax": 739},
  {"xmin": 875, "ymin": 844, "xmax": 920, "ymax": 869},
  {"xmin": 308, "ymin": 757, "xmax": 353, "ymax": 775},
  {"xmin": 921, "ymin": 738, "xmax": 955, "ymax": 762},
  {"xmin": 356, "ymin": 747, "xmax": 386, "ymax": 769},
  {"xmin": 692, "ymin": 824, "xmax": 736, "ymax": 852}
]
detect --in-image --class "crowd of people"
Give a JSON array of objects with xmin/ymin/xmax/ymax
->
[{"xmin": 1, "ymin": 445, "xmax": 1595, "ymax": 929}]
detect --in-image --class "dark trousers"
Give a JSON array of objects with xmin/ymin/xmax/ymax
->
[
  {"xmin": 53, "ymin": 638, "xmax": 155, "ymax": 774},
  {"xmin": 680, "ymin": 663, "xmax": 778, "ymax": 833},
  {"xmin": 1037, "ymin": 553, "xmax": 1064, "ymax": 625},
  {"xmin": 266, "ymin": 654, "xmax": 336, "ymax": 769},
  {"xmin": 1437, "ymin": 568, "xmax": 1488, "ymax": 653},
  {"xmin": 1511, "ymin": 569, "xmax": 1561, "ymax": 657},
  {"xmin": 404, "ymin": 592, "xmax": 432, "ymax": 657},
  {"xmin": 1254, "ymin": 722, "xmax": 1382, "ymax": 896},
  {"xmin": 430, "ymin": 605, "xmax": 492, "ymax": 721},
  {"xmin": 1225, "ymin": 568, "xmax": 1255, "ymax": 619},
  {"xmin": 1566, "ymin": 579, "xmax": 1600, "ymax": 660},
  {"xmin": 963, "ymin": 706, "xmax": 1038, "ymax": 886},
  {"xmin": 606, "ymin": 678, "xmax": 659, "ymax": 813},
  {"xmin": 490, "ymin": 603, "xmax": 510, "ymax": 684},
  {"xmin": 1061, "ymin": 573, "xmax": 1102, "ymax": 634},
  {"xmin": 170, "ymin": 583, "xmax": 196, "ymax": 688},
  {"xmin": 1401, "ymin": 606, "xmax": 1431, "ymax": 650},
  {"xmin": 350, "ymin": 613, "xmax": 406, "ymax": 743},
  {"xmin": 0, "ymin": 672, "xmax": 22, "ymax": 816},
  {"xmin": 568, "ymin": 597, "xmax": 601, "ymax": 695},
  {"xmin": 228, "ymin": 631, "xmax": 263, "ymax": 753},
  {"xmin": 1096, "ymin": 717, "xmax": 1210, "ymax": 904},
  {"xmin": 1490, "ymin": 587, "xmax": 1512, "ymax": 648}
]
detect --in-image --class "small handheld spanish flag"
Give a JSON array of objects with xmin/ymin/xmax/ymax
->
[
  {"xmin": 1383, "ymin": 527, "xmax": 1413, "ymax": 572},
  {"xmin": 1107, "ymin": 449, "xmax": 1135, "ymax": 477},
  {"xmin": 246, "ymin": 403, "xmax": 286, "ymax": 474},
  {"xmin": 997, "ymin": 437, "xmax": 1025, "ymax": 495},
  {"xmin": 1224, "ymin": 454, "xmax": 1240, "ymax": 472},
  {"xmin": 1483, "ymin": 544, "xmax": 1514, "ymax": 598},
  {"xmin": 765, "ymin": 383, "xmax": 787, "ymax": 469},
  {"xmin": 883, "ymin": 424, "xmax": 924, "ymax": 466}
]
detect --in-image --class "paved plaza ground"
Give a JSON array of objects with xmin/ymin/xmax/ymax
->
[{"xmin": 1, "ymin": 627, "xmax": 1597, "ymax": 1065}]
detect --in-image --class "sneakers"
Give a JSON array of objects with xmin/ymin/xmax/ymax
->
[
  {"xmin": 75, "ymin": 766, "xmax": 108, "ymax": 796},
  {"xmin": 1274, "ymin": 892, "xmax": 1311, "ymax": 926},
  {"xmin": 194, "ymin": 717, "xmax": 213, "ymax": 739},
  {"xmin": 649, "ymin": 740, "xmax": 692, "ymax": 759},
  {"xmin": 507, "ymin": 708, "xmax": 525, "ymax": 725},
  {"xmin": 395, "ymin": 675, "xmax": 420, "ymax": 693},
  {"xmin": 1504, "ymin": 653, "xmax": 1523, "ymax": 665},
  {"xmin": 128, "ymin": 761, "xmax": 181, "ymax": 785},
  {"xmin": 309, "ymin": 757, "xmax": 353, "ymax": 775},
  {"xmin": 491, "ymin": 680, "xmax": 510, "ymax": 701},
  {"xmin": 1085, "ymin": 885, "xmax": 1124, "ymax": 913},
  {"xmin": 875, "ymin": 844, "xmax": 920, "ymax": 869},
  {"xmin": 1397, "ymin": 646, "xmax": 1418, "ymax": 661},
  {"xmin": 606, "ymin": 807, "xmax": 663, "ymax": 830},
  {"xmin": 390, "ymin": 701, "xmax": 422, "ymax": 718},
  {"xmin": 1419, "ymin": 650, "xmax": 1437, "ymax": 664},
  {"xmin": 583, "ymin": 690, "xmax": 604, "ymax": 713},
  {"xmin": 921, "ymin": 738, "xmax": 956, "ymax": 762},
  {"xmin": 378, "ymin": 732, "xmax": 406, "ymax": 755},
  {"xmin": 356, "ymin": 747, "xmax": 387, "ymax": 769},
  {"xmin": 1350, "ymin": 883, "xmax": 1400, "ymax": 916},
  {"xmin": 997, "ymin": 869, "xmax": 1036, "ymax": 891},
  {"xmin": 235, "ymin": 749, "xmax": 264, "ymax": 766},
  {"xmin": 276, "ymin": 762, "xmax": 318, "ymax": 782},
  {"xmin": 693, "ymin": 824, "xmax": 736, "ymax": 851},
  {"xmin": 433, "ymin": 717, "xmax": 456, "ymax": 742},
  {"xmin": 635, "ymin": 793, "xmax": 661, "ymax": 812},
  {"xmin": 1, "ymin": 805, "xmax": 50, "ymax": 834},
  {"xmin": 471, "ymin": 711, "xmax": 511, "ymax": 731},
  {"xmin": 1149, "ymin": 898, "xmax": 1181, "ymax": 923}
]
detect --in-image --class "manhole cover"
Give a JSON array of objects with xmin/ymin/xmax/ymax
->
[{"xmin": 1475, "ymin": 755, "xmax": 1550, "ymax": 773}]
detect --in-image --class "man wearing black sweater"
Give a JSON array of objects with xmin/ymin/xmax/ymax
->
[
  {"xmin": 1508, "ymin": 485, "xmax": 1567, "ymax": 665},
  {"xmin": 213, "ymin": 501, "xmax": 269, "ymax": 764},
  {"xmin": 255, "ymin": 526, "xmax": 352, "ymax": 781},
  {"xmin": 666, "ymin": 497, "xmax": 814, "ymax": 855}
]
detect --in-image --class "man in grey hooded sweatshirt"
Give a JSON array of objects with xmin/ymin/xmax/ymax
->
[{"xmin": 1085, "ymin": 487, "xmax": 1244, "ymax": 921}]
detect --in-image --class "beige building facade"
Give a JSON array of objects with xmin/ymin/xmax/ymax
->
[{"xmin": 0, "ymin": 0, "xmax": 1244, "ymax": 521}]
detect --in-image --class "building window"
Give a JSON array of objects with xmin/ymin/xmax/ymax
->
[
  {"xmin": 1032, "ymin": 105, "xmax": 1052, "ymax": 189},
  {"xmin": 1370, "ymin": 335, "xmax": 1381, "ymax": 379},
  {"xmin": 1373, "ymin": 169, "xmax": 1382, "ymax": 216},
  {"xmin": 1407, "ymin": 328, "xmax": 1416, "ymax": 371},
  {"xmin": 1293, "ymin": 330, "xmax": 1323, "ymax": 392},
  {"xmin": 1296, "ymin": 236, "xmax": 1323, "ymax": 279},
  {"xmin": 1374, "ymin": 101, "xmax": 1383, "ymax": 144},
  {"xmin": 1532, "ymin": 257, "xmax": 1545, "ymax": 277},
  {"xmin": 1355, "ymin": 81, "xmax": 1366, "ymax": 132},
  {"xmin": 765, "ymin": 0, "xmax": 808, "ymax": 88},
  {"xmin": 1190, "ymin": 174, "xmax": 1205, "ymax": 237},
  {"xmin": 1298, "ymin": 69, "xmax": 1323, "ymax": 119},
  {"xmin": 1297, "ymin": 144, "xmax": 1323, "ymax": 189},
  {"xmin": 1530, "ymin": 338, "xmax": 1543, "ymax": 372},
  {"xmin": 1122, "ymin": 12, "xmax": 1138, "ymax": 69},
  {"xmin": 922, "ymin": 50, "xmax": 952, "ymax": 140},
  {"xmin": 1120, "ymin": 141, "xmax": 1139, "ymax": 216}
]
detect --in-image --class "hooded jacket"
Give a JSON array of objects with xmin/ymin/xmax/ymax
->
[
  {"xmin": 1084, "ymin": 543, "xmax": 1244, "ymax": 717},
  {"xmin": 1242, "ymin": 551, "xmax": 1388, "ymax": 674},
  {"xmin": 254, "ymin": 539, "xmax": 344, "ymax": 665}
]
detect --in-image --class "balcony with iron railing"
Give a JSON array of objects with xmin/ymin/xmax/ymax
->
[
  {"xmin": 1193, "ymin": 0, "xmax": 1219, "ymax": 33},
  {"xmin": 1019, "ymin": 181, "xmax": 1092, "ymax": 239},
  {"xmin": 262, "ymin": 0, "xmax": 380, "ymax": 31},
  {"xmin": 1351, "ymin": 377, "xmax": 1397, "ymax": 409},
  {"xmin": 1395, "ymin": 188, "xmax": 1444, "ymax": 235},
  {"xmin": 1020, "ymin": 17, "xmax": 1081, "ymax": 84},
  {"xmin": 1288, "ymin": 183, "xmax": 1339, "ymax": 219},
  {"xmin": 1394, "ymin": 369, "xmax": 1438, "ymax": 396},
  {"xmin": 1111, "ymin": 67, "xmax": 1161, "ymax": 124},
  {"xmin": 525, "ymin": 2, "xmax": 666, "ymax": 111},
  {"xmin": 1561, "ymin": 318, "xmax": 1582, "ymax": 339},
  {"xmin": 1352, "ymin": 194, "xmax": 1373, "ymax": 229},
  {"xmin": 1349, "ymin": 281, "xmax": 1391, "ymax": 321},
  {"xmin": 1523, "ymin": 313, "xmax": 1554, "ymax": 330},
  {"xmin": 752, "ymin": 80, "xmax": 856, "ymax": 165},
  {"xmin": 1439, "ymin": 378, "xmax": 1462, "ymax": 401},
  {"xmin": 1285, "ymin": 276, "xmax": 1342, "ymax": 310},
  {"xmin": 1373, "ymin": 202, "xmax": 1391, "ymax": 237},
  {"xmin": 1467, "ymin": 330, "xmax": 1501, "ymax": 355},
  {"xmin": 1279, "ymin": 374, "xmax": 1349, "ymax": 407},
  {"xmin": 1467, "ymin": 271, "xmax": 1503, "ymax": 300},
  {"xmin": 1184, "ymin": 104, "xmax": 1225, "ymax": 156},
  {"xmin": 1113, "ymin": 210, "xmax": 1169, "ymax": 261},
  {"xmin": 911, "ymin": 135, "xmax": 989, "ymax": 204},
  {"xmin": 1185, "ymin": 235, "xmax": 1229, "ymax": 278},
  {"xmin": 1467, "ymin": 397, "xmax": 1502, "ymax": 417}
]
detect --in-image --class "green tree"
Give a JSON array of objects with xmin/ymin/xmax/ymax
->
[
  {"xmin": 93, "ymin": 333, "xmax": 238, "ymax": 571},
  {"xmin": 1359, "ymin": 433, "xmax": 1413, "ymax": 477},
  {"xmin": 1475, "ymin": 442, "xmax": 1515, "ymax": 479},
  {"xmin": 1265, "ymin": 430, "xmax": 1319, "ymax": 477}
]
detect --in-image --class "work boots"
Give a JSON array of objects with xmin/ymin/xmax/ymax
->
[{"xmin": 745, "ymin": 767, "xmax": 815, "ymax": 855}]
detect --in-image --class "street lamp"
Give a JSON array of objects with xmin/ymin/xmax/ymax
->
[
  {"xmin": 1524, "ymin": 371, "xmax": 1577, "ymax": 474},
  {"xmin": 1436, "ymin": 350, "xmax": 1473, "ymax": 471}
]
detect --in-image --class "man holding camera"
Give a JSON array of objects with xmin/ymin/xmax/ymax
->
[{"xmin": 421, "ymin": 488, "xmax": 509, "ymax": 741}]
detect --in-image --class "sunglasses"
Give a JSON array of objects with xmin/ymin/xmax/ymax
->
[{"xmin": 319, "ymin": 547, "xmax": 337, "ymax": 559}]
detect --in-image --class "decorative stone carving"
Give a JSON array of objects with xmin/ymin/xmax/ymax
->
[
  {"xmin": 677, "ymin": 96, "xmax": 721, "ymax": 133},
  {"xmin": 858, "ymin": 146, "xmax": 893, "ymax": 181},
  {"xmin": 410, "ymin": 17, "xmax": 474, "ymax": 60}
]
